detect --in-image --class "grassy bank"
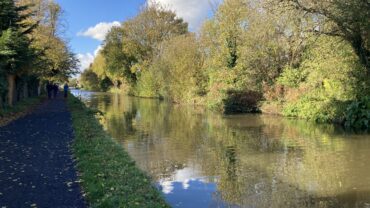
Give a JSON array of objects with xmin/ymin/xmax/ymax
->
[
  {"xmin": 0, "ymin": 96, "xmax": 45, "ymax": 126},
  {"xmin": 67, "ymin": 95, "xmax": 169, "ymax": 208}
]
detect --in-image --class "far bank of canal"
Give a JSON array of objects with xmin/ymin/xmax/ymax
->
[{"xmin": 72, "ymin": 89, "xmax": 370, "ymax": 208}]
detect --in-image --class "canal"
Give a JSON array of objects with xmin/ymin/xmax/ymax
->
[{"xmin": 72, "ymin": 90, "xmax": 370, "ymax": 208}]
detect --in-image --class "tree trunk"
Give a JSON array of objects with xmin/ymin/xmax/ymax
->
[
  {"xmin": 114, "ymin": 80, "xmax": 118, "ymax": 90},
  {"xmin": 38, "ymin": 80, "xmax": 42, "ymax": 96},
  {"xmin": 351, "ymin": 35, "xmax": 370, "ymax": 72},
  {"xmin": 7, "ymin": 74, "xmax": 16, "ymax": 106},
  {"xmin": 23, "ymin": 81, "xmax": 29, "ymax": 99}
]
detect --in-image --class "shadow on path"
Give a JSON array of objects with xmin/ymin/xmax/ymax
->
[{"xmin": 0, "ymin": 95, "xmax": 86, "ymax": 208}]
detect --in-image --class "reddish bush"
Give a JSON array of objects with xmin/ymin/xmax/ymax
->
[{"xmin": 263, "ymin": 83, "xmax": 285, "ymax": 101}]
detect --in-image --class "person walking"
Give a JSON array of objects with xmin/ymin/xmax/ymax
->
[
  {"xmin": 46, "ymin": 82, "xmax": 53, "ymax": 99},
  {"xmin": 53, "ymin": 83, "xmax": 59, "ymax": 98},
  {"xmin": 63, "ymin": 82, "xmax": 69, "ymax": 98}
]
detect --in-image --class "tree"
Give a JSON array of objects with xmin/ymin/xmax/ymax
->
[
  {"xmin": 27, "ymin": 0, "xmax": 78, "ymax": 81},
  {"xmin": 80, "ymin": 68, "xmax": 100, "ymax": 91},
  {"xmin": 274, "ymin": 0, "xmax": 370, "ymax": 71},
  {"xmin": 201, "ymin": 0, "xmax": 249, "ymax": 71},
  {"xmin": 0, "ymin": 0, "xmax": 37, "ymax": 105},
  {"xmin": 94, "ymin": 0, "xmax": 368, "ymax": 127},
  {"xmin": 103, "ymin": 26, "xmax": 135, "ymax": 85},
  {"xmin": 90, "ymin": 52, "xmax": 113, "ymax": 91},
  {"xmin": 122, "ymin": 4, "xmax": 188, "ymax": 61},
  {"xmin": 138, "ymin": 34, "xmax": 205, "ymax": 102},
  {"xmin": 91, "ymin": 52, "xmax": 107, "ymax": 78},
  {"xmin": 0, "ymin": 0, "xmax": 78, "ymax": 107},
  {"xmin": 102, "ymin": 4, "xmax": 188, "ymax": 86}
]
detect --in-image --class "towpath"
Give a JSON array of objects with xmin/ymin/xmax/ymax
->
[{"xmin": 0, "ymin": 95, "xmax": 86, "ymax": 208}]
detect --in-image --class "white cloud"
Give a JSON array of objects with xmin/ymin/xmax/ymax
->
[
  {"xmin": 94, "ymin": 45, "xmax": 103, "ymax": 57},
  {"xmin": 159, "ymin": 180, "xmax": 174, "ymax": 194},
  {"xmin": 76, "ymin": 44, "xmax": 104, "ymax": 73},
  {"xmin": 76, "ymin": 21, "xmax": 115, "ymax": 74},
  {"xmin": 76, "ymin": 52, "xmax": 94, "ymax": 72},
  {"xmin": 149, "ymin": 0, "xmax": 219, "ymax": 30},
  {"xmin": 77, "ymin": 21, "xmax": 121, "ymax": 41}
]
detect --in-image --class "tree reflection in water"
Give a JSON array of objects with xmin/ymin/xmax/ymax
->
[{"xmin": 74, "ymin": 90, "xmax": 370, "ymax": 208}]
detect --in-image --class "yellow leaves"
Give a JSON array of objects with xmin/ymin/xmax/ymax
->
[
  {"xmin": 91, "ymin": 53, "xmax": 107, "ymax": 77},
  {"xmin": 130, "ymin": 62, "xmax": 145, "ymax": 74},
  {"xmin": 66, "ymin": 181, "xmax": 73, "ymax": 187}
]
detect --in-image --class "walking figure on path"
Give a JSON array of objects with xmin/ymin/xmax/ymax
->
[
  {"xmin": 46, "ymin": 82, "xmax": 53, "ymax": 99},
  {"xmin": 64, "ymin": 82, "xmax": 69, "ymax": 98},
  {"xmin": 53, "ymin": 83, "xmax": 59, "ymax": 98}
]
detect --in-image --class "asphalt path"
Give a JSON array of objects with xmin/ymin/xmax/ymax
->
[{"xmin": 0, "ymin": 95, "xmax": 86, "ymax": 208}]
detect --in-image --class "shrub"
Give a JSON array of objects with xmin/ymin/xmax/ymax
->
[
  {"xmin": 135, "ymin": 65, "xmax": 163, "ymax": 98},
  {"xmin": 344, "ymin": 96, "xmax": 370, "ymax": 130},
  {"xmin": 262, "ymin": 83, "xmax": 285, "ymax": 102},
  {"xmin": 223, "ymin": 90, "xmax": 262, "ymax": 114},
  {"xmin": 80, "ymin": 69, "xmax": 100, "ymax": 91},
  {"xmin": 99, "ymin": 77, "xmax": 113, "ymax": 92},
  {"xmin": 282, "ymin": 97, "xmax": 348, "ymax": 123}
]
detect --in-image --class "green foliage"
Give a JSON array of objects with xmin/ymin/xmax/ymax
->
[
  {"xmin": 277, "ymin": 66, "xmax": 306, "ymax": 88},
  {"xmin": 141, "ymin": 34, "xmax": 205, "ymax": 103},
  {"xmin": 134, "ymin": 34, "xmax": 207, "ymax": 103},
  {"xmin": 300, "ymin": 37, "xmax": 364, "ymax": 99},
  {"xmin": 0, "ymin": 95, "xmax": 44, "ymax": 118},
  {"xmin": 69, "ymin": 78, "xmax": 78, "ymax": 88},
  {"xmin": 80, "ymin": 69, "xmax": 100, "ymax": 91},
  {"xmin": 0, "ymin": 29, "xmax": 16, "ymax": 56},
  {"xmin": 275, "ymin": 0, "xmax": 370, "ymax": 71},
  {"xmin": 344, "ymin": 96, "xmax": 370, "ymax": 130},
  {"xmin": 93, "ymin": 0, "xmax": 369, "ymax": 128},
  {"xmin": 279, "ymin": 36, "xmax": 367, "ymax": 124},
  {"xmin": 206, "ymin": 69, "xmax": 239, "ymax": 110},
  {"xmin": 282, "ymin": 97, "xmax": 348, "ymax": 123},
  {"xmin": 99, "ymin": 77, "xmax": 113, "ymax": 92},
  {"xmin": 0, "ymin": 0, "xmax": 78, "ymax": 107},
  {"xmin": 102, "ymin": 27, "xmax": 134, "ymax": 83},
  {"xmin": 102, "ymin": 5, "xmax": 188, "ymax": 85},
  {"xmin": 0, "ymin": 0, "xmax": 29, "ymax": 31},
  {"xmin": 122, "ymin": 4, "xmax": 188, "ymax": 61},
  {"xmin": 80, "ymin": 67, "xmax": 113, "ymax": 92},
  {"xmin": 67, "ymin": 95, "xmax": 169, "ymax": 208},
  {"xmin": 89, "ymin": 51, "xmax": 114, "ymax": 92},
  {"xmin": 90, "ymin": 53, "xmax": 106, "ymax": 78},
  {"xmin": 0, "ymin": 28, "xmax": 34, "ymax": 75},
  {"xmin": 135, "ymin": 65, "xmax": 163, "ymax": 98}
]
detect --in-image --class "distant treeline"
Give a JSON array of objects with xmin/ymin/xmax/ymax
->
[
  {"xmin": 0, "ymin": 0, "xmax": 78, "ymax": 108},
  {"xmin": 80, "ymin": 0, "xmax": 369, "ymax": 129}
]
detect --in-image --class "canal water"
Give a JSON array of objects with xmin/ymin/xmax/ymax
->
[{"xmin": 72, "ymin": 90, "xmax": 370, "ymax": 208}]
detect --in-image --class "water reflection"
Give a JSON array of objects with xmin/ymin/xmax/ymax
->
[{"xmin": 72, "ymin": 90, "xmax": 370, "ymax": 208}]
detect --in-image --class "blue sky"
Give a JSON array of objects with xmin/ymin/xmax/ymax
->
[
  {"xmin": 56, "ymin": 0, "xmax": 218, "ymax": 72},
  {"xmin": 56, "ymin": 0, "xmax": 146, "ymax": 71},
  {"xmin": 56, "ymin": 0, "xmax": 145, "ymax": 54}
]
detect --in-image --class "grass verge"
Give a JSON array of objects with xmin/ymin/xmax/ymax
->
[
  {"xmin": 0, "ymin": 96, "xmax": 45, "ymax": 126},
  {"xmin": 66, "ymin": 94, "xmax": 169, "ymax": 208}
]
